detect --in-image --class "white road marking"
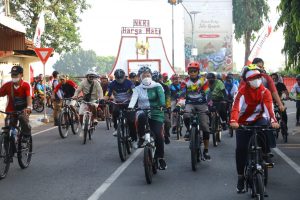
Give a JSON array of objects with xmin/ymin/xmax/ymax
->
[
  {"xmin": 32, "ymin": 126, "xmax": 57, "ymax": 136},
  {"xmin": 87, "ymin": 149, "xmax": 143, "ymax": 200},
  {"xmin": 287, "ymin": 112, "xmax": 296, "ymax": 115},
  {"xmin": 273, "ymin": 147, "xmax": 300, "ymax": 175}
]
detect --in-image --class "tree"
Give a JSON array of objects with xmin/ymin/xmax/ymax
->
[
  {"xmin": 233, "ymin": 0, "xmax": 269, "ymax": 64},
  {"xmin": 53, "ymin": 48, "xmax": 97, "ymax": 77},
  {"xmin": 276, "ymin": 0, "xmax": 300, "ymax": 71},
  {"xmin": 96, "ymin": 56, "xmax": 115, "ymax": 75},
  {"xmin": 9, "ymin": 0, "xmax": 89, "ymax": 53}
]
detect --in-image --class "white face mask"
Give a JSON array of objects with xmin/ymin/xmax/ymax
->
[
  {"xmin": 12, "ymin": 78, "xmax": 20, "ymax": 83},
  {"xmin": 142, "ymin": 77, "xmax": 152, "ymax": 86},
  {"xmin": 249, "ymin": 78, "xmax": 262, "ymax": 88}
]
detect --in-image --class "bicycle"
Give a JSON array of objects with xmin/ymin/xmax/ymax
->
[
  {"xmin": 172, "ymin": 105, "xmax": 184, "ymax": 140},
  {"xmin": 274, "ymin": 104, "xmax": 288, "ymax": 143},
  {"xmin": 0, "ymin": 110, "xmax": 33, "ymax": 179},
  {"xmin": 238, "ymin": 125, "xmax": 275, "ymax": 200},
  {"xmin": 103, "ymin": 101, "xmax": 112, "ymax": 130},
  {"xmin": 81, "ymin": 100, "xmax": 97, "ymax": 144},
  {"xmin": 111, "ymin": 101, "xmax": 132, "ymax": 162},
  {"xmin": 227, "ymin": 100, "xmax": 234, "ymax": 137},
  {"xmin": 58, "ymin": 98, "xmax": 80, "ymax": 138},
  {"xmin": 209, "ymin": 104, "xmax": 222, "ymax": 147},
  {"xmin": 32, "ymin": 94, "xmax": 44, "ymax": 113}
]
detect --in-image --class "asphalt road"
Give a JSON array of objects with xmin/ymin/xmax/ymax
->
[{"xmin": 0, "ymin": 101, "xmax": 299, "ymax": 200}]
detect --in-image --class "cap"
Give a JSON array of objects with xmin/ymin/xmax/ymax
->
[
  {"xmin": 59, "ymin": 74, "xmax": 67, "ymax": 80},
  {"xmin": 10, "ymin": 65, "xmax": 23, "ymax": 75},
  {"xmin": 245, "ymin": 70, "xmax": 261, "ymax": 80},
  {"xmin": 162, "ymin": 72, "xmax": 168, "ymax": 77}
]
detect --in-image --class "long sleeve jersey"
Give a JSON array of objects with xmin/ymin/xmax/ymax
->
[
  {"xmin": 74, "ymin": 79, "xmax": 103, "ymax": 101},
  {"xmin": 230, "ymin": 84, "xmax": 277, "ymax": 125}
]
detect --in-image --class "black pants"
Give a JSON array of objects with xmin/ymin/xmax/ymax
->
[
  {"xmin": 5, "ymin": 113, "xmax": 31, "ymax": 136},
  {"xmin": 136, "ymin": 111, "xmax": 164, "ymax": 158},
  {"xmin": 235, "ymin": 118, "xmax": 271, "ymax": 175},
  {"xmin": 296, "ymin": 100, "xmax": 300, "ymax": 122},
  {"xmin": 112, "ymin": 104, "xmax": 137, "ymax": 141},
  {"xmin": 214, "ymin": 101, "xmax": 227, "ymax": 123}
]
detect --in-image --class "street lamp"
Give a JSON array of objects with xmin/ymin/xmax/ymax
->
[{"xmin": 181, "ymin": 3, "xmax": 200, "ymax": 61}]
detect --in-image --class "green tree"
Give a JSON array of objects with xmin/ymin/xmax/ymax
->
[
  {"xmin": 53, "ymin": 48, "xmax": 97, "ymax": 76},
  {"xmin": 276, "ymin": 0, "xmax": 300, "ymax": 71},
  {"xmin": 233, "ymin": 0, "xmax": 269, "ymax": 64},
  {"xmin": 9, "ymin": 0, "xmax": 89, "ymax": 53},
  {"xmin": 96, "ymin": 56, "xmax": 116, "ymax": 75}
]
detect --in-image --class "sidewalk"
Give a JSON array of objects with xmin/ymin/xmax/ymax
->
[{"xmin": 0, "ymin": 113, "xmax": 53, "ymax": 129}]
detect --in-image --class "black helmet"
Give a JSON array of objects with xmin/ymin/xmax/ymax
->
[
  {"xmin": 114, "ymin": 69, "xmax": 125, "ymax": 79},
  {"xmin": 206, "ymin": 72, "xmax": 216, "ymax": 79},
  {"xmin": 138, "ymin": 66, "xmax": 152, "ymax": 76},
  {"xmin": 129, "ymin": 72, "xmax": 137, "ymax": 79},
  {"xmin": 252, "ymin": 58, "xmax": 264, "ymax": 65},
  {"xmin": 52, "ymin": 71, "xmax": 59, "ymax": 77},
  {"xmin": 152, "ymin": 71, "xmax": 161, "ymax": 82}
]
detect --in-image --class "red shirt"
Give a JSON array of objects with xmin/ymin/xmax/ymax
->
[{"xmin": 0, "ymin": 80, "xmax": 32, "ymax": 112}]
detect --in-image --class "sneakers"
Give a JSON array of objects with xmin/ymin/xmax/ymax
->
[
  {"xmin": 184, "ymin": 131, "xmax": 190, "ymax": 140},
  {"xmin": 158, "ymin": 158, "xmax": 167, "ymax": 170},
  {"xmin": 203, "ymin": 151, "xmax": 211, "ymax": 161},
  {"xmin": 236, "ymin": 175, "xmax": 245, "ymax": 193},
  {"xmin": 112, "ymin": 131, "xmax": 117, "ymax": 137},
  {"xmin": 79, "ymin": 130, "xmax": 83, "ymax": 137},
  {"xmin": 164, "ymin": 136, "xmax": 170, "ymax": 145},
  {"xmin": 137, "ymin": 138, "xmax": 145, "ymax": 148}
]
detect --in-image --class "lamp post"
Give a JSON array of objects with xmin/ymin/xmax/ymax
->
[{"xmin": 181, "ymin": 3, "xmax": 200, "ymax": 61}]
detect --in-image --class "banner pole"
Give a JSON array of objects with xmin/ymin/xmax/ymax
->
[{"xmin": 41, "ymin": 62, "xmax": 49, "ymax": 123}]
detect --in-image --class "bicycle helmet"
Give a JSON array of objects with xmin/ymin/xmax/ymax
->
[
  {"xmin": 86, "ymin": 70, "xmax": 98, "ymax": 78},
  {"xmin": 206, "ymin": 72, "xmax": 216, "ymax": 80},
  {"xmin": 152, "ymin": 71, "xmax": 161, "ymax": 82},
  {"xmin": 114, "ymin": 69, "xmax": 125, "ymax": 80},
  {"xmin": 241, "ymin": 64, "xmax": 262, "ymax": 81},
  {"xmin": 170, "ymin": 74, "xmax": 179, "ymax": 80},
  {"xmin": 138, "ymin": 66, "xmax": 152, "ymax": 76},
  {"xmin": 186, "ymin": 62, "xmax": 200, "ymax": 71},
  {"xmin": 129, "ymin": 72, "xmax": 137, "ymax": 79},
  {"xmin": 162, "ymin": 72, "xmax": 168, "ymax": 77}
]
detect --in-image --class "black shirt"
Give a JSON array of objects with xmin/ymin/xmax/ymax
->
[{"xmin": 275, "ymin": 82, "xmax": 287, "ymax": 98}]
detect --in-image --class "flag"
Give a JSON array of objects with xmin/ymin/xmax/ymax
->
[{"xmin": 33, "ymin": 11, "xmax": 45, "ymax": 48}]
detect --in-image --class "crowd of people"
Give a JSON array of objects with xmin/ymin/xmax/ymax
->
[{"xmin": 0, "ymin": 57, "xmax": 300, "ymax": 193}]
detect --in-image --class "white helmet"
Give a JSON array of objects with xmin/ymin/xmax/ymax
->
[{"xmin": 86, "ymin": 70, "xmax": 98, "ymax": 78}]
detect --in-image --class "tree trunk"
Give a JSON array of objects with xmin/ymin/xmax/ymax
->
[{"xmin": 244, "ymin": 30, "xmax": 251, "ymax": 65}]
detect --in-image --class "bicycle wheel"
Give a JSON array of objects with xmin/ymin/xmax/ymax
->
[
  {"xmin": 144, "ymin": 146, "xmax": 153, "ymax": 184},
  {"xmin": 281, "ymin": 121, "xmax": 288, "ymax": 143},
  {"xmin": 263, "ymin": 164, "xmax": 268, "ymax": 187},
  {"xmin": 211, "ymin": 113, "xmax": 218, "ymax": 147},
  {"xmin": 125, "ymin": 124, "xmax": 132, "ymax": 154},
  {"xmin": 58, "ymin": 110, "xmax": 70, "ymax": 138},
  {"xmin": 106, "ymin": 117, "xmax": 110, "ymax": 130},
  {"xmin": 252, "ymin": 173, "xmax": 264, "ymax": 200},
  {"xmin": 0, "ymin": 134, "xmax": 10, "ymax": 179},
  {"xmin": 83, "ymin": 115, "xmax": 89, "ymax": 144},
  {"xmin": 70, "ymin": 111, "xmax": 80, "ymax": 135},
  {"xmin": 33, "ymin": 98, "xmax": 44, "ymax": 113},
  {"xmin": 190, "ymin": 126, "xmax": 198, "ymax": 171},
  {"xmin": 117, "ymin": 123, "xmax": 127, "ymax": 162},
  {"xmin": 17, "ymin": 135, "xmax": 33, "ymax": 169}
]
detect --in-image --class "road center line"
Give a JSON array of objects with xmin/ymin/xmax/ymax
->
[
  {"xmin": 87, "ymin": 148, "xmax": 142, "ymax": 200},
  {"xmin": 273, "ymin": 147, "xmax": 300, "ymax": 175},
  {"xmin": 32, "ymin": 126, "xmax": 57, "ymax": 136}
]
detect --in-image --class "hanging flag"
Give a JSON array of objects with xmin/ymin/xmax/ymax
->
[{"xmin": 33, "ymin": 11, "xmax": 45, "ymax": 48}]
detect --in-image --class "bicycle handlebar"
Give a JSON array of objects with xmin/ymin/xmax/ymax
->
[
  {"xmin": 0, "ymin": 110, "xmax": 24, "ymax": 115},
  {"xmin": 238, "ymin": 125, "xmax": 275, "ymax": 131}
]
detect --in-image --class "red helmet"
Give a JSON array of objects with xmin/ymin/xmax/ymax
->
[
  {"xmin": 162, "ymin": 72, "xmax": 168, "ymax": 77},
  {"xmin": 187, "ymin": 62, "xmax": 200, "ymax": 71},
  {"xmin": 171, "ymin": 74, "xmax": 179, "ymax": 80}
]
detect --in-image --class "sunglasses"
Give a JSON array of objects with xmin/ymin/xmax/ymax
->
[{"xmin": 188, "ymin": 70, "xmax": 198, "ymax": 73}]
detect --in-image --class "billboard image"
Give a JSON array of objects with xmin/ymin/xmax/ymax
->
[{"xmin": 184, "ymin": 0, "xmax": 233, "ymax": 72}]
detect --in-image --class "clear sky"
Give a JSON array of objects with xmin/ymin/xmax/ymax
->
[{"xmin": 32, "ymin": 0, "xmax": 285, "ymax": 75}]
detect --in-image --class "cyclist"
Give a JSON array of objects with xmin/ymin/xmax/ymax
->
[
  {"xmin": 290, "ymin": 74, "xmax": 300, "ymax": 126},
  {"xmin": 54, "ymin": 75, "xmax": 78, "ymax": 121},
  {"xmin": 170, "ymin": 74, "xmax": 182, "ymax": 135},
  {"xmin": 51, "ymin": 71, "xmax": 62, "ymax": 126},
  {"xmin": 0, "ymin": 65, "xmax": 32, "ymax": 140},
  {"xmin": 224, "ymin": 72, "xmax": 238, "ymax": 100},
  {"xmin": 240, "ymin": 58, "xmax": 285, "ymax": 112},
  {"xmin": 271, "ymin": 72, "xmax": 290, "ymax": 127},
  {"xmin": 104, "ymin": 69, "xmax": 136, "ymax": 139},
  {"xmin": 180, "ymin": 62, "xmax": 211, "ymax": 160},
  {"xmin": 73, "ymin": 71, "xmax": 103, "ymax": 129},
  {"xmin": 206, "ymin": 72, "xmax": 228, "ymax": 130},
  {"xmin": 230, "ymin": 67, "xmax": 279, "ymax": 193},
  {"xmin": 129, "ymin": 72, "xmax": 140, "ymax": 86},
  {"xmin": 152, "ymin": 71, "xmax": 171, "ymax": 144},
  {"xmin": 128, "ymin": 66, "xmax": 167, "ymax": 170},
  {"xmin": 100, "ymin": 75, "xmax": 109, "ymax": 96},
  {"xmin": 162, "ymin": 72, "xmax": 172, "ymax": 86}
]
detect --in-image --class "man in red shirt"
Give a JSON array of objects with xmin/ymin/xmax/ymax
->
[{"xmin": 0, "ymin": 66, "xmax": 32, "ymax": 137}]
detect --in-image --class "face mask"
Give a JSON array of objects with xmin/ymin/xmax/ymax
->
[
  {"xmin": 142, "ymin": 77, "xmax": 152, "ymax": 86},
  {"xmin": 12, "ymin": 78, "xmax": 20, "ymax": 83},
  {"xmin": 249, "ymin": 78, "xmax": 262, "ymax": 88}
]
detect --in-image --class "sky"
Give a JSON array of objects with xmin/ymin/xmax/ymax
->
[{"xmin": 30, "ymin": 0, "xmax": 285, "ymax": 75}]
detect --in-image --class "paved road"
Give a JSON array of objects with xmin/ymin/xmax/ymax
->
[{"xmin": 0, "ymin": 101, "xmax": 299, "ymax": 200}]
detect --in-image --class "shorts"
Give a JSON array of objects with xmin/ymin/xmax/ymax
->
[{"xmin": 79, "ymin": 102, "xmax": 98, "ymax": 115}]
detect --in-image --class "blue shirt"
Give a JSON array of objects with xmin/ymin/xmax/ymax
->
[
  {"xmin": 170, "ymin": 83, "xmax": 181, "ymax": 101},
  {"xmin": 107, "ymin": 79, "xmax": 134, "ymax": 103}
]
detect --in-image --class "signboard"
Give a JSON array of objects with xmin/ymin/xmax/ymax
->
[
  {"xmin": 184, "ymin": 0, "xmax": 233, "ymax": 72},
  {"xmin": 128, "ymin": 59, "xmax": 161, "ymax": 74},
  {"xmin": 121, "ymin": 19, "xmax": 161, "ymax": 36},
  {"xmin": 34, "ymin": 48, "xmax": 53, "ymax": 64}
]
